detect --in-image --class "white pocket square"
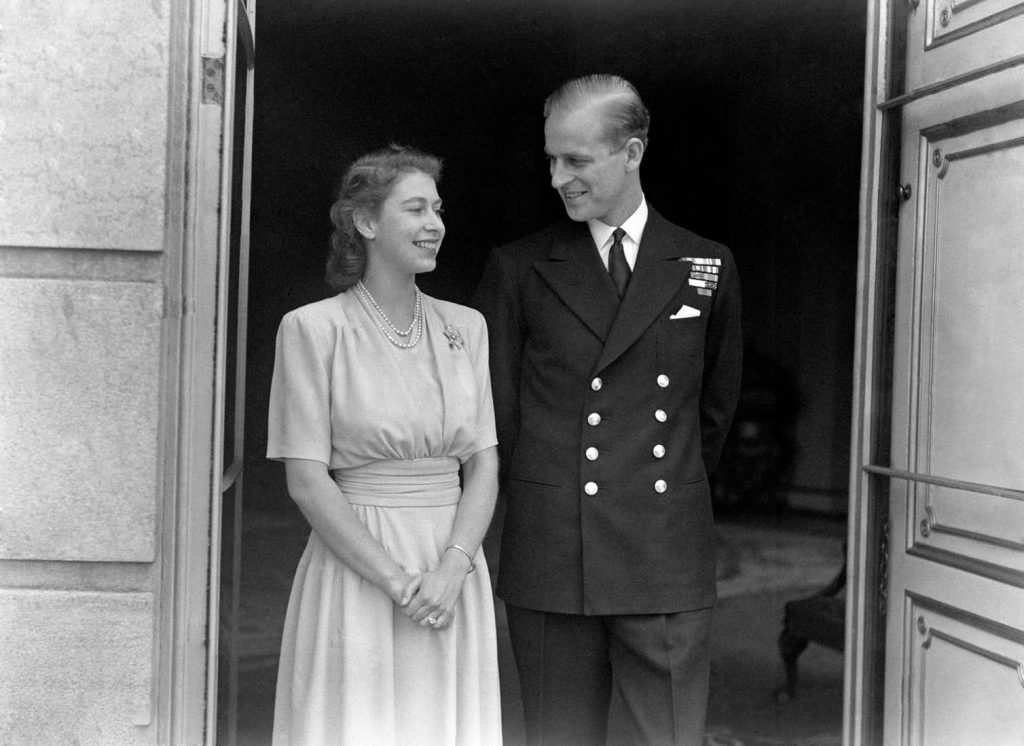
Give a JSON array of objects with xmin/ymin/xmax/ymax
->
[{"xmin": 669, "ymin": 305, "xmax": 701, "ymax": 320}]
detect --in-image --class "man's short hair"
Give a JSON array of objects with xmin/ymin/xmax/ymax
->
[{"xmin": 544, "ymin": 74, "xmax": 650, "ymax": 148}]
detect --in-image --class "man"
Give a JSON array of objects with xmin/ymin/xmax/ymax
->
[{"xmin": 474, "ymin": 74, "xmax": 742, "ymax": 745}]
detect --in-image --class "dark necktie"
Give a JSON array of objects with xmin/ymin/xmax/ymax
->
[{"xmin": 608, "ymin": 227, "xmax": 631, "ymax": 299}]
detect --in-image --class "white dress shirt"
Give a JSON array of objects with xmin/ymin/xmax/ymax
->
[{"xmin": 588, "ymin": 197, "xmax": 649, "ymax": 271}]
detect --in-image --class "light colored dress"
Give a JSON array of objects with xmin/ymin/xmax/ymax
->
[{"xmin": 266, "ymin": 289, "xmax": 502, "ymax": 746}]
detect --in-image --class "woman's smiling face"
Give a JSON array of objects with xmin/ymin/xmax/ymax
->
[{"xmin": 364, "ymin": 169, "xmax": 445, "ymax": 277}]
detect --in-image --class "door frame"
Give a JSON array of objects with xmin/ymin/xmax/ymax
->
[
  {"xmin": 846, "ymin": 1, "xmax": 903, "ymax": 743},
  {"xmin": 210, "ymin": 0, "xmax": 256, "ymax": 742},
  {"xmin": 200, "ymin": 0, "xmax": 256, "ymax": 742},
  {"xmin": 168, "ymin": 0, "xmax": 254, "ymax": 742},
  {"xmin": 183, "ymin": 1, "xmax": 883, "ymax": 741}
]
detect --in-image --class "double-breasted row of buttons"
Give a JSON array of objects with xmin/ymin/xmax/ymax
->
[
  {"xmin": 591, "ymin": 374, "xmax": 670, "ymax": 390},
  {"xmin": 582, "ymin": 374, "xmax": 673, "ymax": 497},
  {"xmin": 583, "ymin": 478, "xmax": 668, "ymax": 495}
]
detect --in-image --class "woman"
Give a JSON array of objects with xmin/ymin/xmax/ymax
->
[{"xmin": 267, "ymin": 145, "xmax": 502, "ymax": 745}]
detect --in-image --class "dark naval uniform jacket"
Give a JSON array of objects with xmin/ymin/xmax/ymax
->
[{"xmin": 474, "ymin": 206, "xmax": 742, "ymax": 616}]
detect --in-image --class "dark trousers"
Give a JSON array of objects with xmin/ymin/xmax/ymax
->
[{"xmin": 505, "ymin": 604, "xmax": 712, "ymax": 746}]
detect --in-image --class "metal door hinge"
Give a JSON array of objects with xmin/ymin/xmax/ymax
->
[{"xmin": 202, "ymin": 55, "xmax": 225, "ymax": 105}]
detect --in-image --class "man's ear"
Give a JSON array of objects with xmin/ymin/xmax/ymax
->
[
  {"xmin": 354, "ymin": 210, "xmax": 376, "ymax": 240},
  {"xmin": 624, "ymin": 137, "xmax": 645, "ymax": 172}
]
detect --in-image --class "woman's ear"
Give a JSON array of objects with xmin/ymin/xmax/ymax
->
[{"xmin": 354, "ymin": 210, "xmax": 376, "ymax": 240}]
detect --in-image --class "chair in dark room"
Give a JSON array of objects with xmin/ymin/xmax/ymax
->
[{"xmin": 775, "ymin": 550, "xmax": 847, "ymax": 702}]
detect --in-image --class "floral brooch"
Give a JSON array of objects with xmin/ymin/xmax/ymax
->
[{"xmin": 443, "ymin": 324, "xmax": 464, "ymax": 350}]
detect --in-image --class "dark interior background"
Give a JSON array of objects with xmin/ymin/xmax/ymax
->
[{"xmin": 244, "ymin": 0, "xmax": 866, "ymax": 516}]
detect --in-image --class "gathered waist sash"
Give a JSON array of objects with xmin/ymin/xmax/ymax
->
[{"xmin": 333, "ymin": 457, "xmax": 461, "ymax": 507}]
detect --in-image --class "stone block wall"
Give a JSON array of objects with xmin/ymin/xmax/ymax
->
[{"xmin": 0, "ymin": 2, "xmax": 177, "ymax": 742}]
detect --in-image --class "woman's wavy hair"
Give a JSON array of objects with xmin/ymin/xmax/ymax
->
[{"xmin": 325, "ymin": 144, "xmax": 443, "ymax": 291}]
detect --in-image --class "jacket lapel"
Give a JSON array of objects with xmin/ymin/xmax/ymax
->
[
  {"xmin": 593, "ymin": 208, "xmax": 693, "ymax": 373},
  {"xmin": 533, "ymin": 222, "xmax": 620, "ymax": 342}
]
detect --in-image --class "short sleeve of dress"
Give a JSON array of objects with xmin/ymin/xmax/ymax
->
[
  {"xmin": 467, "ymin": 314, "xmax": 499, "ymax": 457},
  {"xmin": 266, "ymin": 310, "xmax": 333, "ymax": 465}
]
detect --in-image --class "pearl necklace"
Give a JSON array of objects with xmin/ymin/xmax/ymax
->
[{"xmin": 355, "ymin": 280, "xmax": 423, "ymax": 349}]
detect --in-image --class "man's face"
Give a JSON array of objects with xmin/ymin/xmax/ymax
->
[{"xmin": 544, "ymin": 102, "xmax": 635, "ymax": 225}]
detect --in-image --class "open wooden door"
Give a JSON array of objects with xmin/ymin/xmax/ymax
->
[
  {"xmin": 849, "ymin": 1, "xmax": 1024, "ymax": 743},
  {"xmin": 189, "ymin": 0, "xmax": 255, "ymax": 742},
  {"xmin": 211, "ymin": 2, "xmax": 256, "ymax": 743},
  {"xmin": 211, "ymin": 2, "xmax": 256, "ymax": 744}
]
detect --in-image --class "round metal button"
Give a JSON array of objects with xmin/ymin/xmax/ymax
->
[
  {"xmin": 655, "ymin": 409, "xmax": 667, "ymax": 422},
  {"xmin": 587, "ymin": 412, "xmax": 602, "ymax": 426},
  {"xmin": 653, "ymin": 444, "xmax": 665, "ymax": 458},
  {"xmin": 657, "ymin": 374, "xmax": 670, "ymax": 388},
  {"xmin": 585, "ymin": 447, "xmax": 599, "ymax": 461},
  {"xmin": 654, "ymin": 479, "xmax": 667, "ymax": 493},
  {"xmin": 584, "ymin": 481, "xmax": 599, "ymax": 495},
  {"xmin": 591, "ymin": 377, "xmax": 603, "ymax": 391}
]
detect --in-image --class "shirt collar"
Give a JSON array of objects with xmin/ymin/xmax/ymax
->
[{"xmin": 587, "ymin": 196, "xmax": 649, "ymax": 250}]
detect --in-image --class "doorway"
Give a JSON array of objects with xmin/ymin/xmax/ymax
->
[{"xmin": 225, "ymin": 1, "xmax": 867, "ymax": 742}]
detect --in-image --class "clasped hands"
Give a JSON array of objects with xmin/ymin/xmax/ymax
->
[{"xmin": 387, "ymin": 551, "xmax": 472, "ymax": 631}]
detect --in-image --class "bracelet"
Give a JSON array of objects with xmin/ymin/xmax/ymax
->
[{"xmin": 445, "ymin": 544, "xmax": 476, "ymax": 573}]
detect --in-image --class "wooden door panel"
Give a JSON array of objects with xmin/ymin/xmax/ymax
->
[
  {"xmin": 921, "ymin": 126, "xmax": 1024, "ymax": 491},
  {"xmin": 903, "ymin": 594, "xmax": 1024, "ymax": 746},
  {"xmin": 906, "ymin": 0, "xmax": 1024, "ymax": 90},
  {"xmin": 854, "ymin": 2, "xmax": 1024, "ymax": 742},
  {"xmin": 908, "ymin": 109, "xmax": 1024, "ymax": 575},
  {"xmin": 882, "ymin": 11, "xmax": 1024, "ymax": 742},
  {"xmin": 928, "ymin": 0, "xmax": 1024, "ymax": 45},
  {"xmin": 914, "ymin": 487, "xmax": 1024, "ymax": 573}
]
